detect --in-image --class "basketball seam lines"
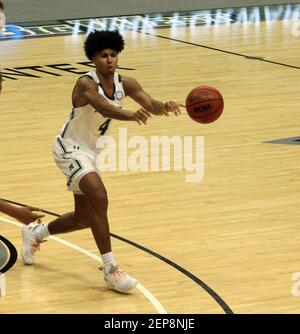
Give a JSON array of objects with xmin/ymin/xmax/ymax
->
[{"xmin": 187, "ymin": 99, "xmax": 224, "ymax": 108}]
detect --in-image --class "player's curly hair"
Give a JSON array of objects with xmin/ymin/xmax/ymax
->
[
  {"xmin": 84, "ymin": 30, "xmax": 125, "ymax": 60},
  {"xmin": 0, "ymin": 1, "xmax": 4, "ymax": 10}
]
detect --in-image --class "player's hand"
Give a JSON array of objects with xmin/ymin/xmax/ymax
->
[
  {"xmin": 134, "ymin": 108, "xmax": 151, "ymax": 125},
  {"xmin": 15, "ymin": 207, "xmax": 45, "ymax": 225},
  {"xmin": 163, "ymin": 101, "xmax": 183, "ymax": 116}
]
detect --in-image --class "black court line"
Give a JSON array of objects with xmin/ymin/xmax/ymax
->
[
  {"xmin": 264, "ymin": 136, "xmax": 300, "ymax": 145},
  {"xmin": 0, "ymin": 198, "xmax": 233, "ymax": 314},
  {"xmin": 0, "ymin": 235, "xmax": 18, "ymax": 273},
  {"xmin": 137, "ymin": 30, "xmax": 300, "ymax": 71},
  {"xmin": 61, "ymin": 19, "xmax": 300, "ymax": 71}
]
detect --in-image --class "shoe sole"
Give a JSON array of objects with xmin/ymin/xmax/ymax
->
[
  {"xmin": 105, "ymin": 280, "xmax": 138, "ymax": 294},
  {"xmin": 21, "ymin": 251, "xmax": 34, "ymax": 265}
]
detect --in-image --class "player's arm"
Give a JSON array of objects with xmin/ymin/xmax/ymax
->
[
  {"xmin": 123, "ymin": 77, "xmax": 182, "ymax": 116},
  {"xmin": 75, "ymin": 76, "xmax": 150, "ymax": 125},
  {"xmin": 0, "ymin": 199, "xmax": 45, "ymax": 225}
]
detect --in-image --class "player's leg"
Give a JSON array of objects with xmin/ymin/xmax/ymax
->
[
  {"xmin": 47, "ymin": 194, "xmax": 94, "ymax": 235},
  {"xmin": 23, "ymin": 171, "xmax": 110, "ymax": 257},
  {"xmin": 78, "ymin": 172, "xmax": 111, "ymax": 254},
  {"xmin": 78, "ymin": 172, "xmax": 138, "ymax": 293},
  {"xmin": 21, "ymin": 194, "xmax": 93, "ymax": 265}
]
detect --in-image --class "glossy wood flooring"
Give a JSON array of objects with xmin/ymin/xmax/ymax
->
[{"xmin": 0, "ymin": 15, "xmax": 300, "ymax": 313}]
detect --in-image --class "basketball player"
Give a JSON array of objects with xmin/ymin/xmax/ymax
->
[{"xmin": 21, "ymin": 30, "xmax": 182, "ymax": 293}]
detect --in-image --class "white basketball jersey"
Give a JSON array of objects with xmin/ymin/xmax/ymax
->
[{"xmin": 58, "ymin": 70, "xmax": 125, "ymax": 153}]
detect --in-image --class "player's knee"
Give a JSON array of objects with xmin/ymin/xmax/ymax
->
[
  {"xmin": 81, "ymin": 179, "xmax": 109, "ymax": 213},
  {"xmin": 93, "ymin": 188, "xmax": 108, "ymax": 213},
  {"xmin": 75, "ymin": 207, "xmax": 94, "ymax": 227},
  {"xmin": 77, "ymin": 214, "xmax": 93, "ymax": 228}
]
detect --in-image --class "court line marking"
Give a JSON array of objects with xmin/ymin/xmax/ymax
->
[
  {"xmin": 0, "ymin": 198, "xmax": 234, "ymax": 314},
  {"xmin": 137, "ymin": 30, "xmax": 300, "ymax": 71},
  {"xmin": 60, "ymin": 20, "xmax": 300, "ymax": 71},
  {"xmin": 0, "ymin": 216, "xmax": 167, "ymax": 314}
]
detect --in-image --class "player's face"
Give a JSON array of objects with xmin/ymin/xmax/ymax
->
[{"xmin": 92, "ymin": 49, "xmax": 118, "ymax": 75}]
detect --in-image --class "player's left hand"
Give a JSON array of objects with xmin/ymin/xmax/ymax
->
[{"xmin": 163, "ymin": 101, "xmax": 183, "ymax": 116}]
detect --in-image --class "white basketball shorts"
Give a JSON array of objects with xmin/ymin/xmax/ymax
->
[{"xmin": 53, "ymin": 136, "xmax": 101, "ymax": 194}]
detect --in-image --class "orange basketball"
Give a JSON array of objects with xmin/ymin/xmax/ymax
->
[{"xmin": 185, "ymin": 86, "xmax": 224, "ymax": 124}]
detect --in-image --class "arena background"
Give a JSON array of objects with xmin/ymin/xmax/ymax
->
[{"xmin": 5, "ymin": 0, "xmax": 300, "ymax": 23}]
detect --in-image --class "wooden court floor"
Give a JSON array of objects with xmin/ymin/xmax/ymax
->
[{"xmin": 1, "ymin": 14, "xmax": 300, "ymax": 314}]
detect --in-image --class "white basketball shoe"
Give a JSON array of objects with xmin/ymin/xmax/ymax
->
[
  {"xmin": 103, "ymin": 265, "xmax": 138, "ymax": 293},
  {"xmin": 21, "ymin": 223, "xmax": 43, "ymax": 265}
]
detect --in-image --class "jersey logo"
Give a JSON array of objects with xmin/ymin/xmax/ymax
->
[{"xmin": 115, "ymin": 91, "xmax": 124, "ymax": 101}]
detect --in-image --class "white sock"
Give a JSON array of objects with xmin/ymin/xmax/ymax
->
[
  {"xmin": 34, "ymin": 223, "xmax": 50, "ymax": 241},
  {"xmin": 101, "ymin": 252, "xmax": 117, "ymax": 272}
]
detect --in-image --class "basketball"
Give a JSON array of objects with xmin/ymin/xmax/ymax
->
[{"xmin": 185, "ymin": 86, "xmax": 224, "ymax": 124}]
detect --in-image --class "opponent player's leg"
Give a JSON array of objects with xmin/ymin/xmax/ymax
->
[{"xmin": 79, "ymin": 171, "xmax": 138, "ymax": 293}]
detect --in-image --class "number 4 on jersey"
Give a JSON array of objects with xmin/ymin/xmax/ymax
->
[{"xmin": 98, "ymin": 119, "xmax": 111, "ymax": 135}]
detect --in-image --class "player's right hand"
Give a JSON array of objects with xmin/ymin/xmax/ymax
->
[{"xmin": 133, "ymin": 108, "xmax": 151, "ymax": 125}]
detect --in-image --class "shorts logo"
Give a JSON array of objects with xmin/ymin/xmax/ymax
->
[
  {"xmin": 62, "ymin": 152, "xmax": 72, "ymax": 160},
  {"xmin": 115, "ymin": 91, "xmax": 124, "ymax": 101},
  {"xmin": 69, "ymin": 163, "xmax": 75, "ymax": 171}
]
